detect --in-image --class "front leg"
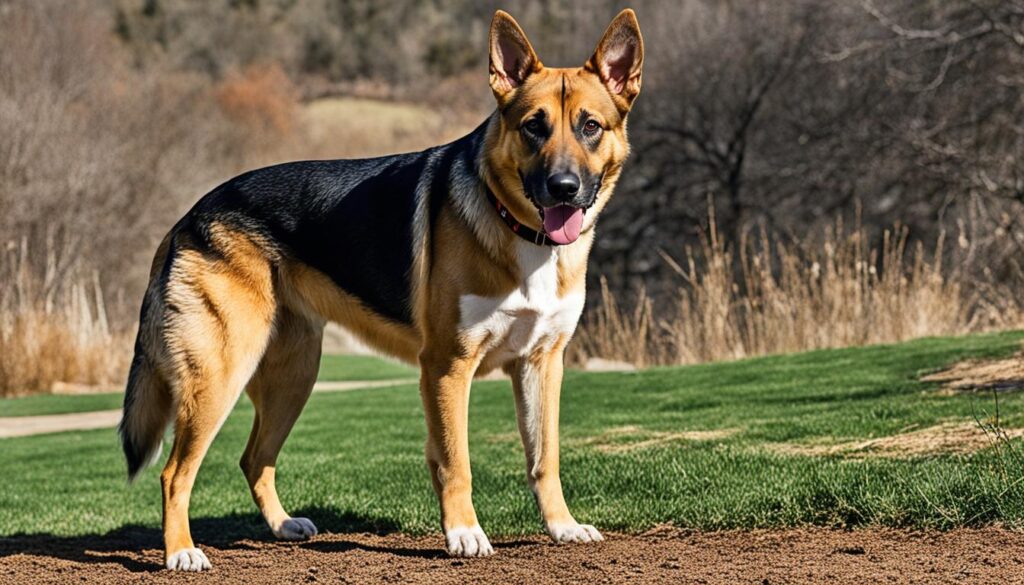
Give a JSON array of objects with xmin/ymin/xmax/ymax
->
[
  {"xmin": 419, "ymin": 351, "xmax": 494, "ymax": 557},
  {"xmin": 509, "ymin": 343, "xmax": 604, "ymax": 544}
]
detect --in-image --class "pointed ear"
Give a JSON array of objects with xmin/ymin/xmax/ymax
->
[
  {"xmin": 489, "ymin": 10, "xmax": 541, "ymax": 102},
  {"xmin": 587, "ymin": 9, "xmax": 644, "ymax": 108}
]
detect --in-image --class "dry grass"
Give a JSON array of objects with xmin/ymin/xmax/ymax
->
[
  {"xmin": 0, "ymin": 4, "xmax": 303, "ymax": 396},
  {"xmin": 4, "ymin": 2, "xmax": 1023, "ymax": 396},
  {"xmin": 570, "ymin": 425, "xmax": 738, "ymax": 454},
  {"xmin": 923, "ymin": 354, "xmax": 1024, "ymax": 394},
  {"xmin": 0, "ymin": 4, "xmax": 480, "ymax": 396},
  {"xmin": 571, "ymin": 206, "xmax": 1024, "ymax": 367},
  {"xmin": 769, "ymin": 422, "xmax": 1024, "ymax": 459},
  {"xmin": 0, "ymin": 237, "xmax": 130, "ymax": 397},
  {"xmin": 300, "ymin": 96, "xmax": 479, "ymax": 159}
]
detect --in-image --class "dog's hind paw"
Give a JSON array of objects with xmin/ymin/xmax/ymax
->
[
  {"xmin": 445, "ymin": 525, "xmax": 494, "ymax": 557},
  {"xmin": 165, "ymin": 547, "xmax": 211, "ymax": 571},
  {"xmin": 272, "ymin": 517, "xmax": 318, "ymax": 540},
  {"xmin": 547, "ymin": 522, "xmax": 604, "ymax": 544}
]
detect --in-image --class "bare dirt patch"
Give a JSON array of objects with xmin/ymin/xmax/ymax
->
[
  {"xmin": 487, "ymin": 425, "xmax": 737, "ymax": 453},
  {"xmin": 570, "ymin": 425, "xmax": 738, "ymax": 454},
  {"xmin": 924, "ymin": 353, "xmax": 1024, "ymax": 394},
  {"xmin": 2, "ymin": 526, "xmax": 1023, "ymax": 584},
  {"xmin": 772, "ymin": 421, "xmax": 1024, "ymax": 458}
]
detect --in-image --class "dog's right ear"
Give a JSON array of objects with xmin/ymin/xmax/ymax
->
[{"xmin": 489, "ymin": 10, "xmax": 541, "ymax": 104}]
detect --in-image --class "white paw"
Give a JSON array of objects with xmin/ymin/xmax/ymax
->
[
  {"xmin": 547, "ymin": 522, "xmax": 604, "ymax": 544},
  {"xmin": 272, "ymin": 517, "xmax": 318, "ymax": 540},
  {"xmin": 165, "ymin": 547, "xmax": 211, "ymax": 572},
  {"xmin": 445, "ymin": 525, "xmax": 494, "ymax": 557}
]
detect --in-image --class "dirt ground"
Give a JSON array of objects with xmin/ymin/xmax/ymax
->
[
  {"xmin": 923, "ymin": 353, "xmax": 1024, "ymax": 394},
  {"xmin": 2, "ymin": 526, "xmax": 1023, "ymax": 584}
]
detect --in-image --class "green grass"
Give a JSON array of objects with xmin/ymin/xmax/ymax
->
[
  {"xmin": 1, "ymin": 331, "xmax": 1022, "ymax": 540},
  {"xmin": 0, "ymin": 354, "xmax": 416, "ymax": 417},
  {"xmin": 0, "ymin": 392, "xmax": 126, "ymax": 417},
  {"xmin": 316, "ymin": 353, "xmax": 417, "ymax": 382}
]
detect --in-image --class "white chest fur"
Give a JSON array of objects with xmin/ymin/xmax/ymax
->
[{"xmin": 458, "ymin": 242, "xmax": 585, "ymax": 370}]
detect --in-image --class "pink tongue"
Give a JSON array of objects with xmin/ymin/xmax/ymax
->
[{"xmin": 542, "ymin": 205, "xmax": 585, "ymax": 245}]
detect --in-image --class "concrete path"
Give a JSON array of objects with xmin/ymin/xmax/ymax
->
[
  {"xmin": 0, "ymin": 410, "xmax": 124, "ymax": 438},
  {"xmin": 310, "ymin": 378, "xmax": 417, "ymax": 392},
  {"xmin": 0, "ymin": 378, "xmax": 417, "ymax": 439}
]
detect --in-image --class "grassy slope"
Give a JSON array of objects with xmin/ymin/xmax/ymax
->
[
  {"xmin": 0, "ymin": 354, "xmax": 417, "ymax": 417},
  {"xmin": 0, "ymin": 331, "xmax": 1022, "ymax": 538}
]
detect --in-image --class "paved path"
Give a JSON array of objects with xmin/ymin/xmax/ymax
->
[
  {"xmin": 0, "ymin": 410, "xmax": 124, "ymax": 438},
  {"xmin": 0, "ymin": 378, "xmax": 417, "ymax": 439}
]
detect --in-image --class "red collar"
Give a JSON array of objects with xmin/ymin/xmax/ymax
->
[{"xmin": 484, "ymin": 187, "xmax": 561, "ymax": 246}]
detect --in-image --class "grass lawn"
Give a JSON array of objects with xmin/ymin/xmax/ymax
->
[
  {"xmin": 0, "ymin": 354, "xmax": 417, "ymax": 417},
  {"xmin": 315, "ymin": 353, "xmax": 417, "ymax": 382},
  {"xmin": 0, "ymin": 331, "xmax": 1022, "ymax": 539}
]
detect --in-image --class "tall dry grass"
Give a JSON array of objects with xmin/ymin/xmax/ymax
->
[
  {"xmin": 571, "ymin": 206, "xmax": 1024, "ymax": 368},
  {"xmin": 0, "ymin": 3, "xmax": 302, "ymax": 397},
  {"xmin": 0, "ymin": 236, "xmax": 131, "ymax": 397}
]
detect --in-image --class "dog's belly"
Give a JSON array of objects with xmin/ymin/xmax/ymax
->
[{"xmin": 457, "ymin": 244, "xmax": 584, "ymax": 373}]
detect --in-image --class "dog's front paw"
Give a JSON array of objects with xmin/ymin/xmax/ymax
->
[
  {"xmin": 445, "ymin": 525, "xmax": 494, "ymax": 557},
  {"xmin": 165, "ymin": 547, "xmax": 211, "ymax": 571},
  {"xmin": 547, "ymin": 522, "xmax": 604, "ymax": 544},
  {"xmin": 272, "ymin": 517, "xmax": 318, "ymax": 540}
]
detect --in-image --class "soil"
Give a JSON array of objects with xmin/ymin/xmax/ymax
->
[
  {"xmin": 923, "ymin": 353, "xmax": 1024, "ymax": 394},
  {"xmin": 2, "ymin": 526, "xmax": 1023, "ymax": 584}
]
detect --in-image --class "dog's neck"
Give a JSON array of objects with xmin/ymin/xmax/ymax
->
[{"xmin": 444, "ymin": 113, "xmax": 596, "ymax": 278}]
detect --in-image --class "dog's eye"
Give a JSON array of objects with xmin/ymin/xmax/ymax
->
[
  {"xmin": 521, "ymin": 119, "xmax": 545, "ymax": 136},
  {"xmin": 582, "ymin": 119, "xmax": 602, "ymax": 136}
]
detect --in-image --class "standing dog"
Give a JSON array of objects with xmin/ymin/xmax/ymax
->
[{"xmin": 119, "ymin": 9, "xmax": 643, "ymax": 571}]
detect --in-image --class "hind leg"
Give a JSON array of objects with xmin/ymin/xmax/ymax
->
[
  {"xmin": 161, "ymin": 384, "xmax": 245, "ymax": 571},
  {"xmin": 160, "ymin": 231, "xmax": 277, "ymax": 571},
  {"xmin": 241, "ymin": 309, "xmax": 323, "ymax": 540},
  {"xmin": 162, "ymin": 350, "xmax": 271, "ymax": 571}
]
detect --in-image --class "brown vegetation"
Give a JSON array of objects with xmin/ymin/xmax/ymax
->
[
  {"xmin": 214, "ymin": 63, "xmax": 301, "ymax": 139},
  {"xmin": 770, "ymin": 422, "xmax": 1024, "ymax": 459},
  {"xmin": 571, "ymin": 206, "xmax": 1024, "ymax": 366},
  {"xmin": 3, "ymin": 1, "xmax": 1024, "ymax": 394},
  {"xmin": 923, "ymin": 354, "xmax": 1024, "ymax": 394},
  {"xmin": 0, "ymin": 238, "xmax": 130, "ymax": 397},
  {"xmin": 570, "ymin": 425, "xmax": 738, "ymax": 454}
]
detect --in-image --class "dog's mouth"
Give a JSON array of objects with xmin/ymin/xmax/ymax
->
[
  {"xmin": 520, "ymin": 170, "xmax": 603, "ymax": 245},
  {"xmin": 540, "ymin": 205, "xmax": 586, "ymax": 245}
]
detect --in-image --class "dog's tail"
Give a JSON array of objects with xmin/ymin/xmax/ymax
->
[
  {"xmin": 120, "ymin": 233, "xmax": 178, "ymax": 482},
  {"xmin": 119, "ymin": 344, "xmax": 174, "ymax": 481}
]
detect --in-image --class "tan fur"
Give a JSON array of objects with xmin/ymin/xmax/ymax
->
[
  {"xmin": 156, "ymin": 227, "xmax": 278, "ymax": 559},
  {"xmin": 506, "ymin": 334, "xmax": 573, "ymax": 526},
  {"xmin": 241, "ymin": 308, "xmax": 323, "ymax": 535},
  {"xmin": 128, "ymin": 9, "xmax": 643, "ymax": 567}
]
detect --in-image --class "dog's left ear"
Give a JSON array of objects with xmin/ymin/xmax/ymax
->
[
  {"xmin": 489, "ymin": 10, "xmax": 542, "ymax": 104},
  {"xmin": 587, "ymin": 9, "xmax": 644, "ymax": 109}
]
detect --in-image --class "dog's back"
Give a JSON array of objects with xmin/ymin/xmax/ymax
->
[{"xmin": 119, "ymin": 122, "xmax": 486, "ymax": 480}]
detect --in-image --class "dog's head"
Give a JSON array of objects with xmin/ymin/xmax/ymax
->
[{"xmin": 484, "ymin": 9, "xmax": 643, "ymax": 245}]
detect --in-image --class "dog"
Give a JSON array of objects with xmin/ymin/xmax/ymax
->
[{"xmin": 119, "ymin": 9, "xmax": 643, "ymax": 571}]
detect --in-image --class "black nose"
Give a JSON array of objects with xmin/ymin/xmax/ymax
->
[{"xmin": 546, "ymin": 172, "xmax": 581, "ymax": 201}]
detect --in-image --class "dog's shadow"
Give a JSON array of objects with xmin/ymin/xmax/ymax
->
[{"xmin": 0, "ymin": 507, "xmax": 414, "ymax": 572}]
